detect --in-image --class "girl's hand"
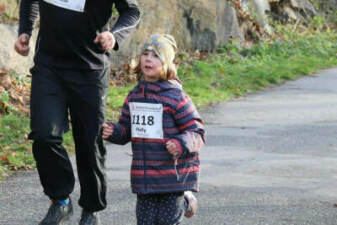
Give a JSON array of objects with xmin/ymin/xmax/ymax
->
[
  {"xmin": 166, "ymin": 140, "xmax": 179, "ymax": 158},
  {"xmin": 102, "ymin": 122, "xmax": 114, "ymax": 139}
]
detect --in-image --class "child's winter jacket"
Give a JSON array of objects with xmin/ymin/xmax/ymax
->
[{"xmin": 107, "ymin": 79, "xmax": 205, "ymax": 194}]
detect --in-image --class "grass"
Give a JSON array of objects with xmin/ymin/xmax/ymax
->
[
  {"xmin": 106, "ymin": 85, "xmax": 134, "ymax": 121},
  {"xmin": 180, "ymin": 27, "xmax": 337, "ymax": 107},
  {"xmin": 1, "ymin": 24, "xmax": 337, "ymax": 182},
  {"xmin": 0, "ymin": 113, "xmax": 32, "ymax": 176}
]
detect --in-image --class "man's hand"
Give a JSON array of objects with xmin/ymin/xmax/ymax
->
[
  {"xmin": 166, "ymin": 140, "xmax": 179, "ymax": 158},
  {"xmin": 14, "ymin": 34, "xmax": 31, "ymax": 56},
  {"xmin": 94, "ymin": 32, "xmax": 116, "ymax": 51},
  {"xmin": 102, "ymin": 122, "xmax": 114, "ymax": 139}
]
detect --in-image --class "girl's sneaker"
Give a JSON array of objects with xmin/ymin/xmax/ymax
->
[{"xmin": 184, "ymin": 191, "xmax": 198, "ymax": 218}]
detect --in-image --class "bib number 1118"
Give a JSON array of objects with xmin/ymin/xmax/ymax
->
[{"xmin": 132, "ymin": 115, "xmax": 154, "ymax": 126}]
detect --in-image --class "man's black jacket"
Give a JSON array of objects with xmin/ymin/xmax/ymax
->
[{"xmin": 19, "ymin": 0, "xmax": 140, "ymax": 69}]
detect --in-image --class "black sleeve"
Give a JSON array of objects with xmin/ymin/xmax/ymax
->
[
  {"xmin": 18, "ymin": 0, "xmax": 39, "ymax": 36},
  {"xmin": 111, "ymin": 0, "xmax": 140, "ymax": 50}
]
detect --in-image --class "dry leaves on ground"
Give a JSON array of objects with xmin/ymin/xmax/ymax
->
[
  {"xmin": 0, "ymin": 3, "xmax": 19, "ymax": 24},
  {"xmin": 0, "ymin": 69, "xmax": 30, "ymax": 116}
]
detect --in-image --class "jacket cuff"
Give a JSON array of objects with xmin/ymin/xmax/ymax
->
[{"xmin": 112, "ymin": 33, "xmax": 120, "ymax": 51}]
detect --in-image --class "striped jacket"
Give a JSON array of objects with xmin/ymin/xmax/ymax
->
[{"xmin": 107, "ymin": 79, "xmax": 205, "ymax": 194}]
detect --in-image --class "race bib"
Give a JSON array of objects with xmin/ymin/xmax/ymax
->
[
  {"xmin": 129, "ymin": 102, "xmax": 163, "ymax": 139},
  {"xmin": 43, "ymin": 0, "xmax": 86, "ymax": 12}
]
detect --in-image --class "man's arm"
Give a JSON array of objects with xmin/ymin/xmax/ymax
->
[
  {"xmin": 15, "ymin": 0, "xmax": 39, "ymax": 56},
  {"xmin": 111, "ymin": 0, "xmax": 140, "ymax": 50},
  {"xmin": 18, "ymin": 0, "xmax": 39, "ymax": 36}
]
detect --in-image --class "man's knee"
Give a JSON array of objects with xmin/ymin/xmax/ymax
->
[
  {"xmin": 28, "ymin": 131, "xmax": 63, "ymax": 144},
  {"xmin": 31, "ymin": 134, "xmax": 64, "ymax": 157}
]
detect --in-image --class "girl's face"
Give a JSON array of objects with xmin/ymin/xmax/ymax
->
[{"xmin": 140, "ymin": 50, "xmax": 163, "ymax": 82}]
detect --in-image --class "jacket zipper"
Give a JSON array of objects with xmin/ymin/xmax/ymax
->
[{"xmin": 143, "ymin": 83, "xmax": 147, "ymax": 192}]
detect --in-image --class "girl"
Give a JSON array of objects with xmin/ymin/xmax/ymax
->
[{"xmin": 103, "ymin": 34, "xmax": 205, "ymax": 225}]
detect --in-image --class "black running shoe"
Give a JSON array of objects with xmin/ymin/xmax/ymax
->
[
  {"xmin": 39, "ymin": 198, "xmax": 73, "ymax": 225},
  {"xmin": 79, "ymin": 210, "xmax": 101, "ymax": 225}
]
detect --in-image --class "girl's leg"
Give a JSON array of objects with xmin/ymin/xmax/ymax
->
[
  {"xmin": 136, "ymin": 194, "xmax": 159, "ymax": 225},
  {"xmin": 157, "ymin": 192, "xmax": 186, "ymax": 225}
]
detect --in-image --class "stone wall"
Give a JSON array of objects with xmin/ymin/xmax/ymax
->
[
  {"xmin": 0, "ymin": 24, "xmax": 37, "ymax": 76},
  {"xmin": 110, "ymin": 0, "xmax": 243, "ymax": 69},
  {"xmin": 0, "ymin": 0, "xmax": 19, "ymax": 19}
]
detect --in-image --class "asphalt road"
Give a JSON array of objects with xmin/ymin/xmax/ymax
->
[{"xmin": 1, "ymin": 67, "xmax": 337, "ymax": 225}]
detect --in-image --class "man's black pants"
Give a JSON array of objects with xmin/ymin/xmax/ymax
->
[{"xmin": 29, "ymin": 62, "xmax": 110, "ymax": 212}]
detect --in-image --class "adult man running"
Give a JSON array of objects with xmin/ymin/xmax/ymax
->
[{"xmin": 14, "ymin": 1, "xmax": 140, "ymax": 224}]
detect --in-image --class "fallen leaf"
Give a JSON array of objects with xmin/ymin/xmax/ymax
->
[
  {"xmin": 0, "ymin": 155, "xmax": 9, "ymax": 162},
  {"xmin": 10, "ymin": 92, "xmax": 24, "ymax": 105},
  {"xmin": 0, "ymin": 99, "xmax": 9, "ymax": 114},
  {"xmin": 0, "ymin": 69, "xmax": 8, "ymax": 76},
  {"xmin": 0, "ymin": 4, "xmax": 6, "ymax": 13},
  {"xmin": 0, "ymin": 74, "xmax": 11, "ymax": 90},
  {"xmin": 0, "ymin": 86, "xmax": 5, "ymax": 93}
]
